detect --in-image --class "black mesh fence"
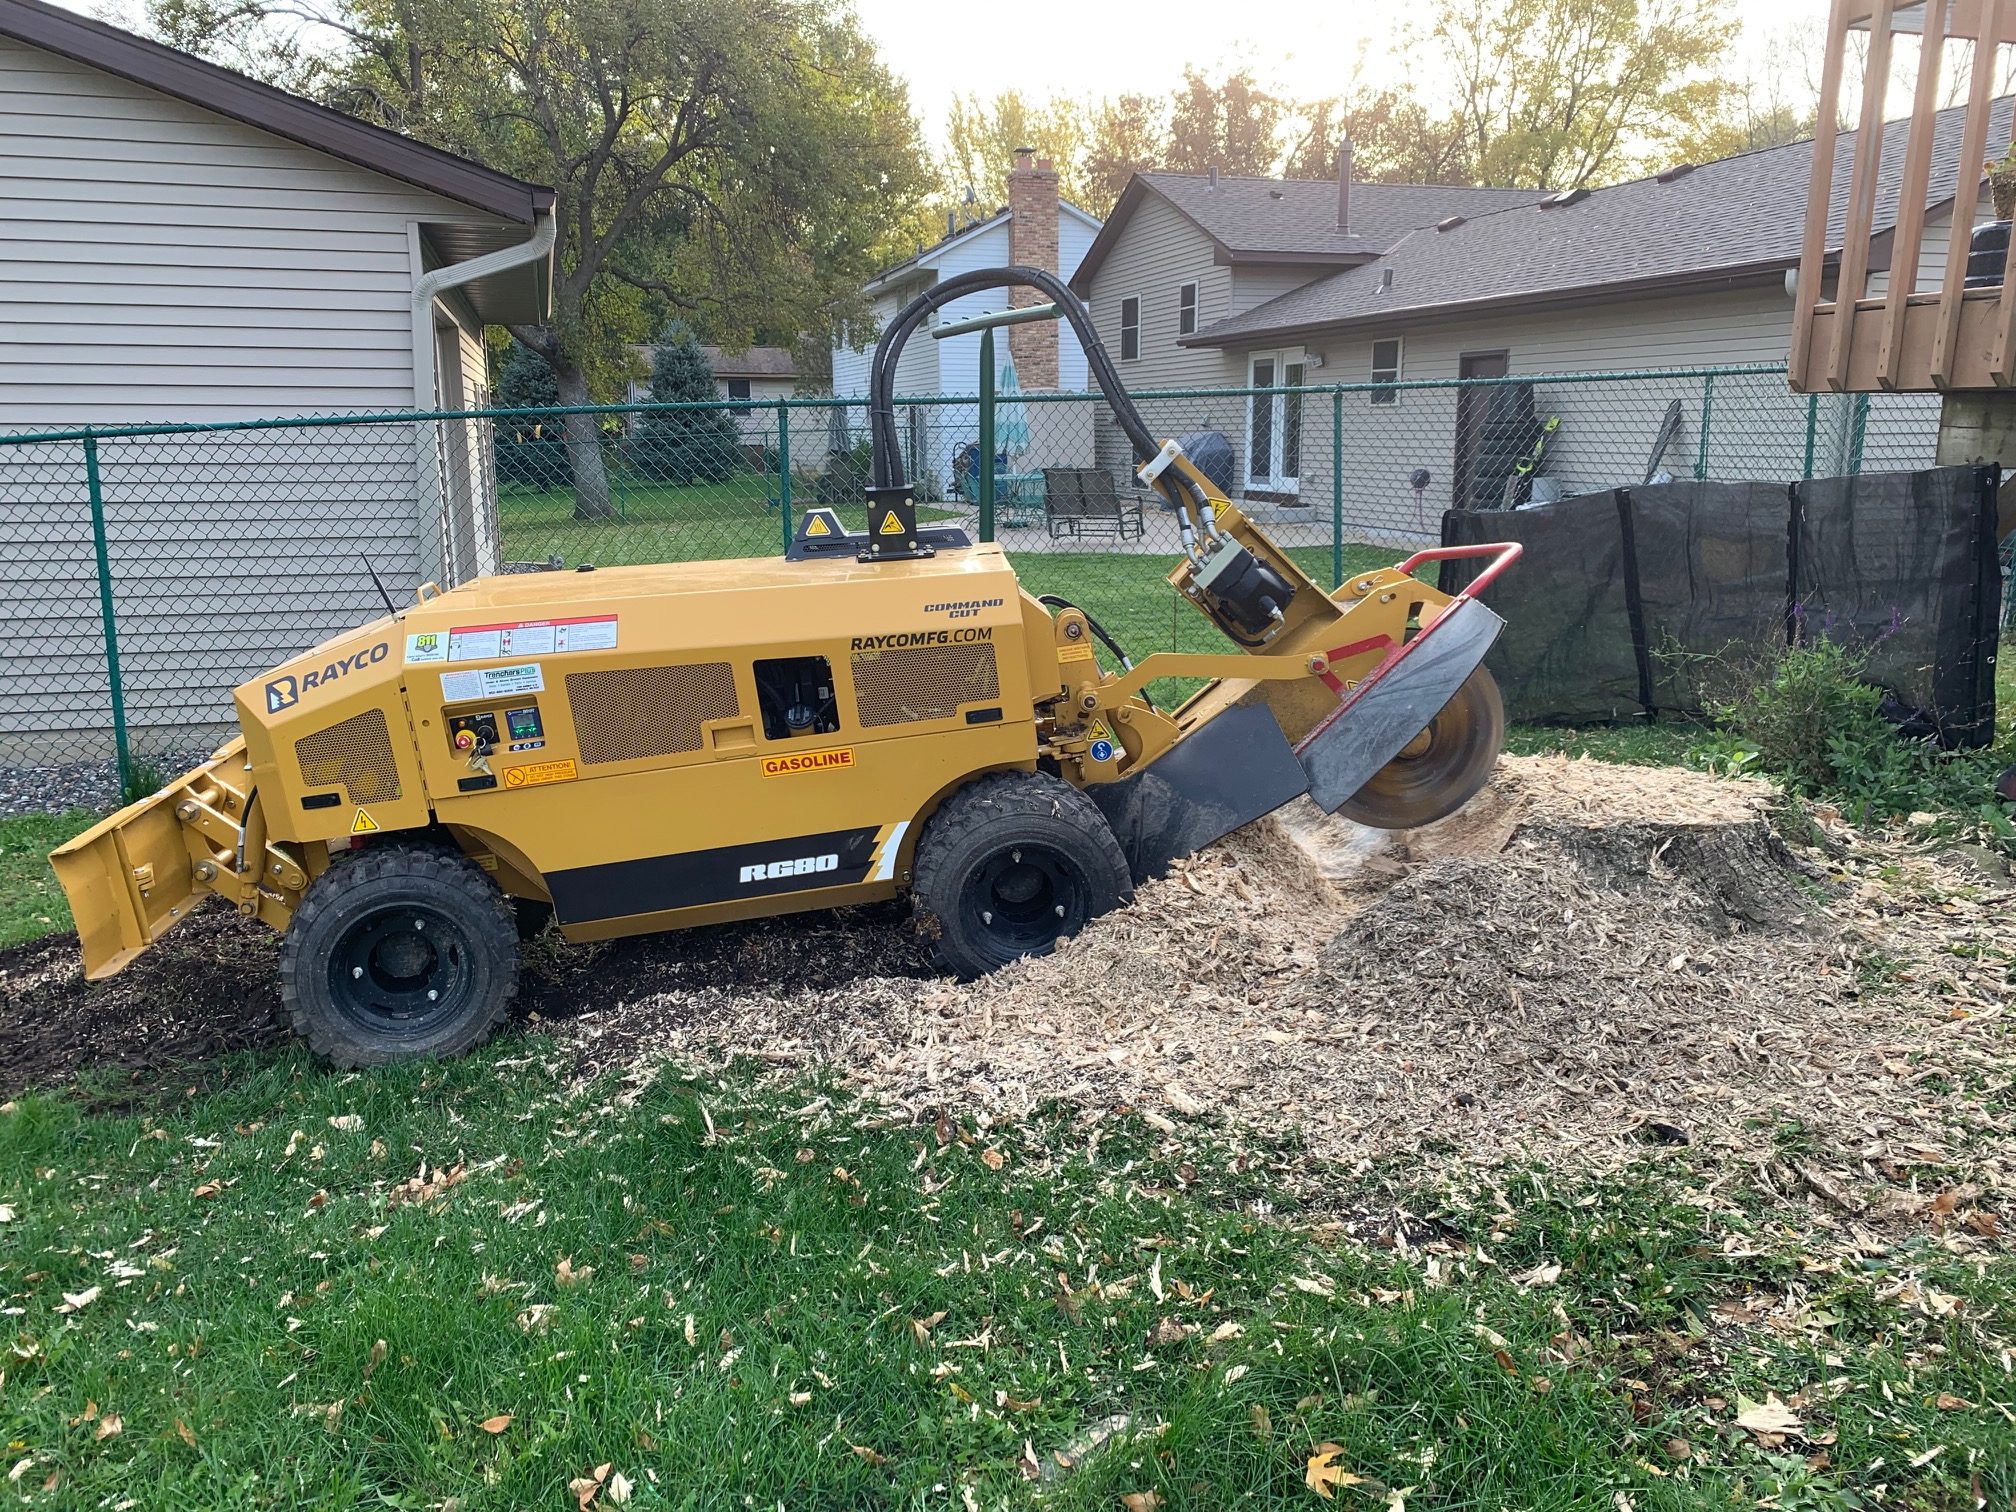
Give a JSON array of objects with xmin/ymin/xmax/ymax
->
[
  {"xmin": 0, "ymin": 363, "xmax": 1998, "ymax": 810},
  {"xmin": 1442, "ymin": 467, "xmax": 2006, "ymax": 747}
]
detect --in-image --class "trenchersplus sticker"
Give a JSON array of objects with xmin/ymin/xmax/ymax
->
[{"xmin": 759, "ymin": 748, "xmax": 855, "ymax": 778}]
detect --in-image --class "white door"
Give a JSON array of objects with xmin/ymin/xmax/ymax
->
[{"xmin": 1246, "ymin": 352, "xmax": 1305, "ymax": 493}]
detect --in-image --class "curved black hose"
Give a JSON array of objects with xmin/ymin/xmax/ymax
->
[
  {"xmin": 866, "ymin": 266, "xmax": 1208, "ymax": 518},
  {"xmin": 1035, "ymin": 594, "xmax": 1156, "ymax": 710}
]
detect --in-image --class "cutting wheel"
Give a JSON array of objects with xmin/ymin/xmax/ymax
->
[{"xmin": 1337, "ymin": 667, "xmax": 1504, "ymax": 830}]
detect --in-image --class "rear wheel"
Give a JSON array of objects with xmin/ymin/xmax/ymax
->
[
  {"xmin": 1339, "ymin": 667, "xmax": 1505, "ymax": 830},
  {"xmin": 911, "ymin": 771, "xmax": 1132, "ymax": 979},
  {"xmin": 279, "ymin": 844, "xmax": 519, "ymax": 1068}
]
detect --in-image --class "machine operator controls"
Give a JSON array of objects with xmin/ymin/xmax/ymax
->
[{"xmin": 449, "ymin": 704, "xmax": 546, "ymax": 757}]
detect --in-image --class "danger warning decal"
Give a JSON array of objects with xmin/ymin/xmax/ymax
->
[
  {"xmin": 876, "ymin": 509, "xmax": 906, "ymax": 535},
  {"xmin": 350, "ymin": 808, "xmax": 380, "ymax": 835},
  {"xmin": 760, "ymin": 747, "xmax": 855, "ymax": 778},
  {"xmin": 804, "ymin": 515, "xmax": 832, "ymax": 537}
]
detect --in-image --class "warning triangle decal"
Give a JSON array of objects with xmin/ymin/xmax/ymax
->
[
  {"xmin": 805, "ymin": 514, "xmax": 831, "ymax": 536},
  {"xmin": 877, "ymin": 510, "xmax": 905, "ymax": 536},
  {"xmin": 350, "ymin": 808, "xmax": 380, "ymax": 835}
]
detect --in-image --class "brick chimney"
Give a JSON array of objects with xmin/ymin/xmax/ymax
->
[{"xmin": 1006, "ymin": 146, "xmax": 1060, "ymax": 388}]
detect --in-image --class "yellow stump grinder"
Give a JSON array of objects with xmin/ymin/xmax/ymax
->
[{"xmin": 52, "ymin": 269, "xmax": 1517, "ymax": 1067}]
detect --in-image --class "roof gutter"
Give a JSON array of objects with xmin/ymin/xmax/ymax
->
[{"xmin": 411, "ymin": 206, "xmax": 557, "ymax": 581}]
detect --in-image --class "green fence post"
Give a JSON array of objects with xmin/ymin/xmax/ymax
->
[
  {"xmin": 776, "ymin": 402, "xmax": 793, "ymax": 553},
  {"xmin": 1848, "ymin": 393, "xmax": 1870, "ymax": 474},
  {"xmin": 1802, "ymin": 392, "xmax": 1819, "ymax": 479},
  {"xmin": 1694, "ymin": 372, "xmax": 1715, "ymax": 480},
  {"xmin": 978, "ymin": 326, "xmax": 996, "ymax": 542},
  {"xmin": 1330, "ymin": 387, "xmax": 1345, "ymax": 589},
  {"xmin": 84, "ymin": 434, "xmax": 132, "ymax": 794}
]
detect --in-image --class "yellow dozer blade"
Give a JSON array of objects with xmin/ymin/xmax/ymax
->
[{"xmin": 51, "ymin": 743, "xmax": 245, "ymax": 979}]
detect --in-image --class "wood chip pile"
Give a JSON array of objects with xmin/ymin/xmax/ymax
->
[{"xmin": 557, "ymin": 756, "xmax": 2013, "ymax": 1181}]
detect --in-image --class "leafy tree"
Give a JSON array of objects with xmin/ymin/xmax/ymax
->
[
  {"xmin": 1433, "ymin": 0, "xmax": 1738, "ymax": 188},
  {"xmin": 492, "ymin": 337, "xmax": 569, "ymax": 488},
  {"xmin": 942, "ymin": 90, "xmax": 1093, "ymax": 208},
  {"xmin": 1081, "ymin": 93, "xmax": 1168, "ymax": 214},
  {"xmin": 1282, "ymin": 92, "xmax": 1474, "ymax": 186},
  {"xmin": 1164, "ymin": 68, "xmax": 1287, "ymax": 179},
  {"xmin": 150, "ymin": 0, "xmax": 930, "ymax": 520},
  {"xmin": 628, "ymin": 329, "xmax": 742, "ymax": 484}
]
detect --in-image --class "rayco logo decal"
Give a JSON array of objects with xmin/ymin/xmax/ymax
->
[
  {"xmin": 739, "ymin": 853, "xmax": 839, "ymax": 884},
  {"xmin": 759, "ymin": 748, "xmax": 855, "ymax": 778},
  {"xmin": 265, "ymin": 641, "xmax": 389, "ymax": 713}
]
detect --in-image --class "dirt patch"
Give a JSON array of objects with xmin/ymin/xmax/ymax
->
[{"xmin": 0, "ymin": 911, "xmax": 290, "ymax": 1098}]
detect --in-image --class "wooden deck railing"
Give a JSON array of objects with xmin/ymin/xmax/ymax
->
[{"xmin": 1791, "ymin": 0, "xmax": 2016, "ymax": 394}]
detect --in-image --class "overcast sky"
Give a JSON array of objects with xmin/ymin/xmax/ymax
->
[{"xmin": 846, "ymin": 0, "xmax": 1836, "ymax": 145}]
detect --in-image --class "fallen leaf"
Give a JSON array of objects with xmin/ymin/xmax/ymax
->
[
  {"xmin": 1936, "ymin": 1393, "xmax": 1970, "ymax": 1410},
  {"xmin": 94, "ymin": 1414, "xmax": 121, "ymax": 1442},
  {"xmin": 980, "ymin": 1148, "xmax": 1005, "ymax": 1171},
  {"xmin": 57, "ymin": 1287, "xmax": 100, "ymax": 1314},
  {"xmin": 1306, "ymin": 1443, "xmax": 1363, "ymax": 1499},
  {"xmin": 1224, "ymin": 1363, "xmax": 1249, "ymax": 1384},
  {"xmin": 174, "ymin": 1419, "xmax": 196, "ymax": 1448},
  {"xmin": 1250, "ymin": 1403, "xmax": 1273, "ymax": 1440},
  {"xmin": 850, "ymin": 1444, "xmax": 886, "ymax": 1467},
  {"xmin": 555, "ymin": 1256, "xmax": 594, "ymax": 1288},
  {"xmin": 1664, "ymin": 1438, "xmax": 1691, "ymax": 1461},
  {"xmin": 1120, "ymin": 1494, "xmax": 1162, "ymax": 1512},
  {"xmin": 788, "ymin": 1391, "xmax": 812, "ymax": 1407},
  {"xmin": 568, "ymin": 1462, "xmax": 611, "ymax": 1511},
  {"xmin": 478, "ymin": 1414, "xmax": 512, "ymax": 1434},
  {"xmin": 0, "ymin": 1205, "xmax": 14, "ymax": 1223},
  {"xmin": 362, "ymin": 1338, "xmax": 388, "ymax": 1381},
  {"xmin": 605, "ymin": 1471, "xmax": 633, "ymax": 1505},
  {"xmin": 1734, "ymin": 1395, "xmax": 1802, "ymax": 1437},
  {"xmin": 682, "ymin": 1314, "xmax": 697, "ymax": 1348},
  {"xmin": 327, "ymin": 1114, "xmax": 364, "ymax": 1133},
  {"xmin": 1146, "ymin": 1316, "xmax": 1189, "ymax": 1349},
  {"xmin": 910, "ymin": 1309, "xmax": 948, "ymax": 1345},
  {"xmin": 516, "ymin": 1304, "xmax": 553, "ymax": 1333}
]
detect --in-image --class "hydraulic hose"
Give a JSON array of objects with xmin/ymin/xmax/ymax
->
[
  {"xmin": 1035, "ymin": 594, "xmax": 1156, "ymax": 710},
  {"xmin": 865, "ymin": 266, "xmax": 1211, "ymax": 522}
]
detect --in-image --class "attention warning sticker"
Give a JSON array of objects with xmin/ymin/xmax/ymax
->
[
  {"xmin": 502, "ymin": 758, "xmax": 578, "ymax": 790},
  {"xmin": 760, "ymin": 748, "xmax": 856, "ymax": 778}
]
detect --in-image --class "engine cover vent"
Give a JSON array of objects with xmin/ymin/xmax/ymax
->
[
  {"xmin": 295, "ymin": 708, "xmax": 402, "ymax": 804},
  {"xmin": 568, "ymin": 663, "xmax": 740, "ymax": 764},
  {"xmin": 851, "ymin": 642, "xmax": 999, "ymax": 727}
]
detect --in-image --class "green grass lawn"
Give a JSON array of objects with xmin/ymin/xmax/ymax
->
[
  {"xmin": 0, "ymin": 809, "xmax": 94, "ymax": 948},
  {"xmin": 1, "ymin": 1052, "xmax": 2009, "ymax": 1509}
]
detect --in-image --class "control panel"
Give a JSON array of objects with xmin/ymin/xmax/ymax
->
[{"xmin": 446, "ymin": 703, "xmax": 546, "ymax": 757}]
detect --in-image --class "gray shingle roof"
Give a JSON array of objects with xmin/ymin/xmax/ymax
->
[
  {"xmin": 1138, "ymin": 172, "xmax": 1538, "ymax": 259},
  {"xmin": 1193, "ymin": 98, "xmax": 2015, "ymax": 347},
  {"xmin": 702, "ymin": 346, "xmax": 799, "ymax": 380}
]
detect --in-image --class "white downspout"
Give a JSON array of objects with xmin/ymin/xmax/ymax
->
[{"xmin": 411, "ymin": 208, "xmax": 557, "ymax": 585}]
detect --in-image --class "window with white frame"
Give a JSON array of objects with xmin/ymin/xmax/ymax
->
[
  {"xmin": 1370, "ymin": 338, "xmax": 1402, "ymax": 405},
  {"xmin": 725, "ymin": 378, "xmax": 752, "ymax": 400},
  {"xmin": 1120, "ymin": 296, "xmax": 1141, "ymax": 360},
  {"xmin": 1177, "ymin": 282, "xmax": 1198, "ymax": 336}
]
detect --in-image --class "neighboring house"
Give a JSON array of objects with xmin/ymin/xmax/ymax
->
[
  {"xmin": 1076, "ymin": 115, "xmax": 1998, "ymax": 539},
  {"xmin": 0, "ymin": 0, "xmax": 553, "ymax": 759},
  {"xmin": 832, "ymin": 150, "xmax": 1103, "ymax": 495},
  {"xmin": 627, "ymin": 345, "xmax": 801, "ymax": 444}
]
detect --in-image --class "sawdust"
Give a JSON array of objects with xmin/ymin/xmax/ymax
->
[{"xmin": 554, "ymin": 754, "xmax": 2013, "ymax": 1186}]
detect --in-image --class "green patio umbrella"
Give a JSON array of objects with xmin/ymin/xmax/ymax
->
[{"xmin": 994, "ymin": 350, "xmax": 1031, "ymax": 457}]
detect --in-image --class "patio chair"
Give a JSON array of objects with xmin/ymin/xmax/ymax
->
[
  {"xmin": 1042, "ymin": 468, "xmax": 1089, "ymax": 538},
  {"xmin": 1051, "ymin": 468, "xmax": 1144, "ymax": 540}
]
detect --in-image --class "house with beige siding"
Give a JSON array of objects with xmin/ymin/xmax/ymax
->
[
  {"xmin": 0, "ymin": 0, "xmax": 553, "ymax": 759},
  {"xmin": 1074, "ymin": 112, "xmax": 1995, "ymax": 542}
]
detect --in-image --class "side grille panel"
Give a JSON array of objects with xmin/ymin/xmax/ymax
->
[
  {"xmin": 568, "ymin": 663, "xmax": 740, "ymax": 764},
  {"xmin": 851, "ymin": 643, "xmax": 1000, "ymax": 727},
  {"xmin": 295, "ymin": 708, "xmax": 402, "ymax": 804}
]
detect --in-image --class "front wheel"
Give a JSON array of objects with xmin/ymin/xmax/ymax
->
[
  {"xmin": 911, "ymin": 771, "xmax": 1132, "ymax": 979},
  {"xmin": 279, "ymin": 844, "xmax": 519, "ymax": 1068}
]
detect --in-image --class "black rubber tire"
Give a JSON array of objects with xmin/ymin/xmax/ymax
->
[
  {"xmin": 911, "ymin": 771, "xmax": 1132, "ymax": 979},
  {"xmin": 1339, "ymin": 667, "xmax": 1506, "ymax": 830},
  {"xmin": 279, "ymin": 844, "xmax": 519, "ymax": 1068}
]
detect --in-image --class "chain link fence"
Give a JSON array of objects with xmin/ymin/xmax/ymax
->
[{"xmin": 0, "ymin": 363, "xmax": 1980, "ymax": 811}]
